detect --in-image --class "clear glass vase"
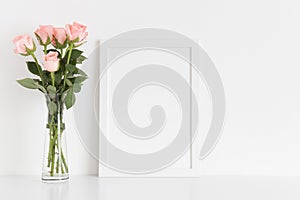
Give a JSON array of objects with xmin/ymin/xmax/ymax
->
[{"xmin": 42, "ymin": 93, "xmax": 69, "ymax": 182}]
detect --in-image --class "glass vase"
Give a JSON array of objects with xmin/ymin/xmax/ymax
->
[{"xmin": 42, "ymin": 93, "xmax": 69, "ymax": 182}]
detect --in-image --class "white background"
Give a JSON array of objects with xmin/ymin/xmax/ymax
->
[{"xmin": 0, "ymin": 0, "xmax": 300, "ymax": 176}]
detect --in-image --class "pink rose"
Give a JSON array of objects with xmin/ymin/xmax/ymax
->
[
  {"xmin": 65, "ymin": 22, "xmax": 88, "ymax": 45},
  {"xmin": 43, "ymin": 51, "xmax": 60, "ymax": 72},
  {"xmin": 35, "ymin": 25, "xmax": 54, "ymax": 45},
  {"xmin": 52, "ymin": 28, "xmax": 67, "ymax": 47},
  {"xmin": 13, "ymin": 34, "xmax": 35, "ymax": 55}
]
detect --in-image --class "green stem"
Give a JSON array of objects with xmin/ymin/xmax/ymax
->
[
  {"xmin": 50, "ymin": 143, "xmax": 55, "ymax": 176},
  {"xmin": 47, "ymin": 133, "xmax": 53, "ymax": 167},
  {"xmin": 61, "ymin": 148, "xmax": 68, "ymax": 173},
  {"xmin": 63, "ymin": 43, "xmax": 73, "ymax": 88},
  {"xmin": 31, "ymin": 53, "xmax": 44, "ymax": 86},
  {"xmin": 43, "ymin": 45, "xmax": 47, "ymax": 54},
  {"xmin": 61, "ymin": 163, "xmax": 65, "ymax": 174},
  {"xmin": 66, "ymin": 43, "xmax": 73, "ymax": 64},
  {"xmin": 56, "ymin": 154, "xmax": 59, "ymax": 173},
  {"xmin": 60, "ymin": 48, "xmax": 64, "ymax": 58},
  {"xmin": 50, "ymin": 127, "xmax": 58, "ymax": 176},
  {"xmin": 51, "ymin": 72, "xmax": 55, "ymax": 86},
  {"xmin": 47, "ymin": 115, "xmax": 54, "ymax": 167}
]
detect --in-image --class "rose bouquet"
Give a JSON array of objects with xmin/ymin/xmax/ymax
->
[{"xmin": 13, "ymin": 22, "xmax": 88, "ymax": 181}]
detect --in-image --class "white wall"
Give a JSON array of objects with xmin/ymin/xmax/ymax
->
[{"xmin": 1, "ymin": 0, "xmax": 300, "ymax": 175}]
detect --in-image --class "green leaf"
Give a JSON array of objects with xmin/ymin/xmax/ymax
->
[
  {"xmin": 76, "ymin": 55, "xmax": 87, "ymax": 64},
  {"xmin": 65, "ymin": 79, "xmax": 73, "ymax": 87},
  {"xmin": 47, "ymin": 85, "xmax": 56, "ymax": 99},
  {"xmin": 55, "ymin": 71, "xmax": 63, "ymax": 85},
  {"xmin": 65, "ymin": 89, "xmax": 76, "ymax": 109},
  {"xmin": 66, "ymin": 64, "xmax": 76, "ymax": 73},
  {"xmin": 66, "ymin": 75, "xmax": 76, "ymax": 79},
  {"xmin": 42, "ymin": 71, "xmax": 51, "ymax": 85},
  {"xmin": 77, "ymin": 68, "xmax": 88, "ymax": 76},
  {"xmin": 37, "ymin": 83, "xmax": 47, "ymax": 93},
  {"xmin": 26, "ymin": 61, "xmax": 40, "ymax": 76},
  {"xmin": 47, "ymin": 101, "xmax": 57, "ymax": 115},
  {"xmin": 17, "ymin": 78, "xmax": 39, "ymax": 89},
  {"xmin": 61, "ymin": 89, "xmax": 69, "ymax": 101},
  {"xmin": 73, "ymin": 84, "xmax": 82, "ymax": 93},
  {"xmin": 74, "ymin": 76, "xmax": 88, "ymax": 84},
  {"xmin": 47, "ymin": 85, "xmax": 56, "ymax": 93},
  {"xmin": 63, "ymin": 49, "xmax": 83, "ymax": 63},
  {"xmin": 71, "ymin": 49, "xmax": 83, "ymax": 60}
]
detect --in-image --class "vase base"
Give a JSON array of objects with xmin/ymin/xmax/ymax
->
[{"xmin": 42, "ymin": 175, "xmax": 69, "ymax": 183}]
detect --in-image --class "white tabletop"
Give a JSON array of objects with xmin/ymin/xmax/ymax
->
[{"xmin": 0, "ymin": 175, "xmax": 299, "ymax": 200}]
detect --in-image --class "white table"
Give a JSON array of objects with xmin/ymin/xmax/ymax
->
[{"xmin": 0, "ymin": 176, "xmax": 299, "ymax": 200}]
